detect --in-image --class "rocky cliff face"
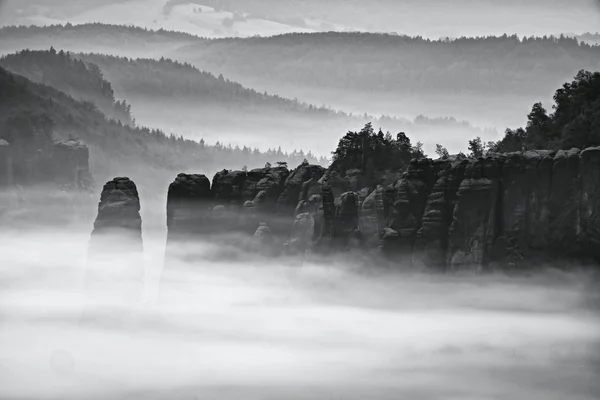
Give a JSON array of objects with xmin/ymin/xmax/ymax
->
[
  {"xmin": 89, "ymin": 177, "xmax": 142, "ymax": 248},
  {"xmin": 86, "ymin": 177, "xmax": 144, "ymax": 309},
  {"xmin": 161, "ymin": 148, "xmax": 600, "ymax": 272},
  {"xmin": 410, "ymin": 147, "xmax": 600, "ymax": 271},
  {"xmin": 0, "ymin": 139, "xmax": 92, "ymax": 189}
]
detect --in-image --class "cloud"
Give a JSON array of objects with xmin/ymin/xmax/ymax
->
[{"xmin": 0, "ymin": 225, "xmax": 599, "ymax": 399}]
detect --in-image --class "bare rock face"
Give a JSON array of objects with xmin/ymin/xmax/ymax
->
[
  {"xmin": 211, "ymin": 166, "xmax": 290, "ymax": 235},
  {"xmin": 548, "ymin": 148, "xmax": 581, "ymax": 256},
  {"xmin": 378, "ymin": 227, "xmax": 400, "ymax": 258},
  {"xmin": 166, "ymin": 173, "xmax": 212, "ymax": 240},
  {"xmin": 253, "ymin": 222, "xmax": 277, "ymax": 255},
  {"xmin": 579, "ymin": 146, "xmax": 600, "ymax": 261},
  {"xmin": 155, "ymin": 150, "xmax": 600, "ymax": 273},
  {"xmin": 328, "ymin": 191, "xmax": 360, "ymax": 252},
  {"xmin": 86, "ymin": 177, "xmax": 143, "ymax": 309},
  {"xmin": 285, "ymin": 212, "xmax": 317, "ymax": 256},
  {"xmin": 373, "ymin": 146, "xmax": 600, "ymax": 272},
  {"xmin": 388, "ymin": 159, "xmax": 435, "ymax": 267},
  {"xmin": 446, "ymin": 157, "xmax": 502, "ymax": 273},
  {"xmin": 413, "ymin": 159, "xmax": 467, "ymax": 271},
  {"xmin": 89, "ymin": 177, "xmax": 142, "ymax": 251},
  {"xmin": 360, "ymin": 186, "xmax": 384, "ymax": 250},
  {"xmin": 277, "ymin": 163, "xmax": 325, "ymax": 215},
  {"xmin": 52, "ymin": 140, "xmax": 92, "ymax": 188}
]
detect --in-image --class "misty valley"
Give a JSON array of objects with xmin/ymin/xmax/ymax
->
[{"xmin": 1, "ymin": 1, "xmax": 600, "ymax": 399}]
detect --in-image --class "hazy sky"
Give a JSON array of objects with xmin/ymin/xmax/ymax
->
[{"xmin": 0, "ymin": 0, "xmax": 598, "ymax": 39}]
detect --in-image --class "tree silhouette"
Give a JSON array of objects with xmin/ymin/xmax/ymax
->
[
  {"xmin": 468, "ymin": 137, "xmax": 484, "ymax": 158},
  {"xmin": 491, "ymin": 70, "xmax": 600, "ymax": 152},
  {"xmin": 435, "ymin": 144, "xmax": 449, "ymax": 159}
]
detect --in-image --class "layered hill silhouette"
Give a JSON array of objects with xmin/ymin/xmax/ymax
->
[
  {"xmin": 0, "ymin": 64, "xmax": 324, "ymax": 192},
  {"xmin": 0, "ymin": 48, "xmax": 495, "ymax": 155},
  {"xmin": 171, "ymin": 32, "xmax": 600, "ymax": 97},
  {"xmin": 2, "ymin": 25, "xmax": 597, "ymax": 99},
  {"xmin": 0, "ymin": 24, "xmax": 200, "ymax": 59},
  {"xmin": 2, "ymin": 23, "xmax": 597, "ymax": 140},
  {"xmin": 0, "ymin": 48, "xmax": 135, "ymax": 126}
]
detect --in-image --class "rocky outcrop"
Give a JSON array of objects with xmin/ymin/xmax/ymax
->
[
  {"xmin": 0, "ymin": 139, "xmax": 13, "ymax": 187},
  {"xmin": 157, "ymin": 148, "xmax": 600, "ymax": 272},
  {"xmin": 166, "ymin": 173, "xmax": 212, "ymax": 240},
  {"xmin": 89, "ymin": 177, "xmax": 142, "ymax": 250},
  {"xmin": 387, "ymin": 159, "xmax": 436, "ymax": 267},
  {"xmin": 86, "ymin": 177, "xmax": 144, "ymax": 308},
  {"xmin": 413, "ymin": 159, "xmax": 467, "ymax": 271},
  {"xmin": 0, "ymin": 139, "xmax": 92, "ymax": 189},
  {"xmin": 579, "ymin": 147, "xmax": 600, "ymax": 261},
  {"xmin": 446, "ymin": 157, "xmax": 502, "ymax": 272},
  {"xmin": 409, "ymin": 148, "xmax": 600, "ymax": 272},
  {"xmin": 162, "ymin": 163, "xmax": 326, "ymax": 261},
  {"xmin": 277, "ymin": 163, "xmax": 325, "ymax": 214},
  {"xmin": 52, "ymin": 140, "xmax": 92, "ymax": 188}
]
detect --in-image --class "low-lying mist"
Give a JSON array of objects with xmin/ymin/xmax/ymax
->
[{"xmin": 1, "ymin": 225, "xmax": 599, "ymax": 400}]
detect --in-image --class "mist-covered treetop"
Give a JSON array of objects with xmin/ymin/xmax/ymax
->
[
  {"xmin": 0, "ymin": 48, "xmax": 135, "ymax": 126},
  {"xmin": 490, "ymin": 70, "xmax": 600, "ymax": 153}
]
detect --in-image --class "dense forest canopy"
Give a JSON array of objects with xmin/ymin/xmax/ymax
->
[
  {"xmin": 1, "ymin": 24, "xmax": 597, "ymax": 99},
  {"xmin": 0, "ymin": 66, "xmax": 326, "ymax": 190},
  {"xmin": 490, "ymin": 70, "xmax": 600, "ymax": 153},
  {"xmin": 330, "ymin": 122, "xmax": 425, "ymax": 187},
  {"xmin": 74, "ymin": 52, "xmax": 348, "ymax": 117},
  {"xmin": 174, "ymin": 32, "xmax": 600, "ymax": 96},
  {"xmin": 0, "ymin": 48, "xmax": 495, "ymax": 160},
  {"xmin": 332, "ymin": 70, "xmax": 600, "ymax": 167},
  {"xmin": 0, "ymin": 23, "xmax": 202, "ymax": 59},
  {"xmin": 0, "ymin": 48, "xmax": 134, "ymax": 126}
]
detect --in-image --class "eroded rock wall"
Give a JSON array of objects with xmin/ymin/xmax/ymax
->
[{"xmin": 159, "ymin": 149, "xmax": 600, "ymax": 272}]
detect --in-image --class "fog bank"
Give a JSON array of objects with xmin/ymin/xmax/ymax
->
[{"xmin": 1, "ymin": 227, "xmax": 599, "ymax": 399}]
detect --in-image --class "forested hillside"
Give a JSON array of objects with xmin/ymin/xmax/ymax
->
[
  {"xmin": 1, "ymin": 23, "xmax": 587, "ymax": 140},
  {"xmin": 2, "ymin": 25, "xmax": 598, "ymax": 99},
  {"xmin": 1, "ymin": 48, "xmax": 134, "ymax": 125},
  {"xmin": 577, "ymin": 33, "xmax": 600, "ymax": 46},
  {"xmin": 0, "ymin": 66, "xmax": 325, "ymax": 191},
  {"xmin": 65, "ymin": 51, "xmax": 496, "ymax": 155},
  {"xmin": 491, "ymin": 70, "xmax": 600, "ymax": 152},
  {"xmin": 0, "ymin": 23, "xmax": 201, "ymax": 59},
  {"xmin": 75, "ymin": 52, "xmax": 347, "ymax": 117},
  {"xmin": 173, "ymin": 32, "xmax": 600, "ymax": 97}
]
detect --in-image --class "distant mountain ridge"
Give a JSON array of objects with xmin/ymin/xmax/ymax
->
[
  {"xmin": 0, "ymin": 65, "xmax": 326, "ymax": 191},
  {"xmin": 0, "ymin": 48, "xmax": 135, "ymax": 126},
  {"xmin": 170, "ymin": 32, "xmax": 600, "ymax": 97},
  {"xmin": 63, "ymin": 50, "xmax": 496, "ymax": 155},
  {"xmin": 2, "ymin": 24, "xmax": 597, "ymax": 98}
]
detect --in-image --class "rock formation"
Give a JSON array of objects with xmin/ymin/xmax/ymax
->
[
  {"xmin": 89, "ymin": 177, "xmax": 142, "ymax": 249},
  {"xmin": 86, "ymin": 177, "xmax": 144, "ymax": 308},
  {"xmin": 409, "ymin": 148, "xmax": 600, "ymax": 272},
  {"xmin": 158, "ymin": 147, "xmax": 600, "ymax": 273},
  {"xmin": 166, "ymin": 173, "xmax": 212, "ymax": 240},
  {"xmin": 0, "ymin": 138, "xmax": 91, "ymax": 189}
]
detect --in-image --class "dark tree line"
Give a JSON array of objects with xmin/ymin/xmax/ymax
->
[
  {"xmin": 0, "ymin": 48, "xmax": 135, "ymax": 126},
  {"xmin": 331, "ymin": 122, "xmax": 424, "ymax": 185},
  {"xmin": 178, "ymin": 32, "xmax": 600, "ymax": 96},
  {"xmin": 0, "ymin": 66, "xmax": 325, "ymax": 187},
  {"xmin": 2, "ymin": 24, "xmax": 597, "ymax": 98},
  {"xmin": 54, "ymin": 51, "xmax": 493, "ymax": 138},
  {"xmin": 489, "ymin": 70, "xmax": 600, "ymax": 153},
  {"xmin": 432, "ymin": 70, "xmax": 600, "ymax": 158}
]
